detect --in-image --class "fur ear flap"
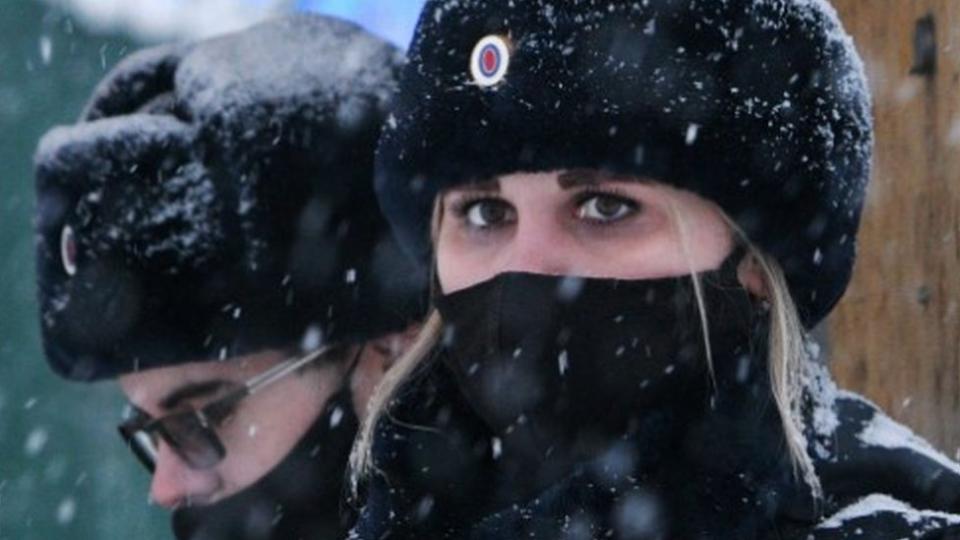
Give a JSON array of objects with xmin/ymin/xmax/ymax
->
[{"xmin": 81, "ymin": 43, "xmax": 191, "ymax": 122}]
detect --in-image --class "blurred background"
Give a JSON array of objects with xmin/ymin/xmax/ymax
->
[
  {"xmin": 1, "ymin": 1, "xmax": 958, "ymax": 538},
  {"xmin": 0, "ymin": 1, "xmax": 423, "ymax": 538}
]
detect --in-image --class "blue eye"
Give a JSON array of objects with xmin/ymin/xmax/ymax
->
[
  {"xmin": 576, "ymin": 193, "xmax": 638, "ymax": 222},
  {"xmin": 461, "ymin": 198, "xmax": 516, "ymax": 229}
]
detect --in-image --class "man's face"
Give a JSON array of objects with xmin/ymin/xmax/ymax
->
[{"xmin": 118, "ymin": 349, "xmax": 343, "ymax": 509}]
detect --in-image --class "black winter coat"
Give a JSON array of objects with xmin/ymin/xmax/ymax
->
[{"xmin": 349, "ymin": 353, "xmax": 960, "ymax": 539}]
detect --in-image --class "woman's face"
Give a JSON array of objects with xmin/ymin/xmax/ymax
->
[{"xmin": 437, "ymin": 169, "xmax": 736, "ymax": 294}]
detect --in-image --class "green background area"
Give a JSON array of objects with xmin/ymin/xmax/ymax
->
[{"xmin": 0, "ymin": 2, "xmax": 167, "ymax": 538}]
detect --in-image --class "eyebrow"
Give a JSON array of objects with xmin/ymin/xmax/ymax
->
[
  {"xmin": 451, "ymin": 170, "xmax": 637, "ymax": 194},
  {"xmin": 557, "ymin": 168, "xmax": 604, "ymax": 189},
  {"xmin": 456, "ymin": 178, "xmax": 501, "ymax": 193},
  {"xmin": 159, "ymin": 380, "xmax": 233, "ymax": 411}
]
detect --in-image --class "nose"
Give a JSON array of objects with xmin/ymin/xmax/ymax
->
[
  {"xmin": 504, "ymin": 214, "xmax": 575, "ymax": 276},
  {"xmin": 149, "ymin": 444, "xmax": 220, "ymax": 509}
]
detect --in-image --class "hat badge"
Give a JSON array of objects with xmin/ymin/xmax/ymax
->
[
  {"xmin": 60, "ymin": 225, "xmax": 78, "ymax": 276},
  {"xmin": 470, "ymin": 35, "xmax": 511, "ymax": 87}
]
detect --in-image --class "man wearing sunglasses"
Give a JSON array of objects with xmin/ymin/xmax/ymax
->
[{"xmin": 34, "ymin": 14, "xmax": 423, "ymax": 540}]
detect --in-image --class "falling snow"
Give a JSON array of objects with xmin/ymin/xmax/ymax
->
[
  {"xmin": 39, "ymin": 36, "xmax": 52, "ymax": 65},
  {"xmin": 24, "ymin": 428, "xmax": 49, "ymax": 456},
  {"xmin": 56, "ymin": 498, "xmax": 76, "ymax": 525},
  {"xmin": 684, "ymin": 123, "xmax": 700, "ymax": 145},
  {"xmin": 301, "ymin": 324, "xmax": 323, "ymax": 352},
  {"xmin": 330, "ymin": 406, "xmax": 344, "ymax": 428}
]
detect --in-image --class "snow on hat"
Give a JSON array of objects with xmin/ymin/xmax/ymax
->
[
  {"xmin": 34, "ymin": 14, "xmax": 425, "ymax": 381},
  {"xmin": 376, "ymin": 0, "xmax": 873, "ymax": 328}
]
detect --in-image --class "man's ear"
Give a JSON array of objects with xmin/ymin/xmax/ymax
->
[
  {"xmin": 369, "ymin": 324, "xmax": 422, "ymax": 369},
  {"xmin": 737, "ymin": 254, "xmax": 769, "ymax": 299},
  {"xmin": 349, "ymin": 325, "xmax": 422, "ymax": 420},
  {"xmin": 350, "ymin": 330, "xmax": 414, "ymax": 397}
]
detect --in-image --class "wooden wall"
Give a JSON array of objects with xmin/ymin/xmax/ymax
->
[{"xmin": 828, "ymin": 0, "xmax": 960, "ymax": 456}]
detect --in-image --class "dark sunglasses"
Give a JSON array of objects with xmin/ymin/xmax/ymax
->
[{"xmin": 117, "ymin": 346, "xmax": 333, "ymax": 473}]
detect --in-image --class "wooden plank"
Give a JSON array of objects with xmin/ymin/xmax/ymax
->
[{"xmin": 828, "ymin": 0, "xmax": 960, "ymax": 457}]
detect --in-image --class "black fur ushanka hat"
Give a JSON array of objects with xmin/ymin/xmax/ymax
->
[
  {"xmin": 376, "ymin": 0, "xmax": 873, "ymax": 328},
  {"xmin": 35, "ymin": 14, "xmax": 425, "ymax": 381}
]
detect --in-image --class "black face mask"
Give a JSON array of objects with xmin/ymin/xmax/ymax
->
[
  {"xmin": 434, "ymin": 251, "xmax": 761, "ymax": 470},
  {"xmin": 171, "ymin": 382, "xmax": 359, "ymax": 540}
]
